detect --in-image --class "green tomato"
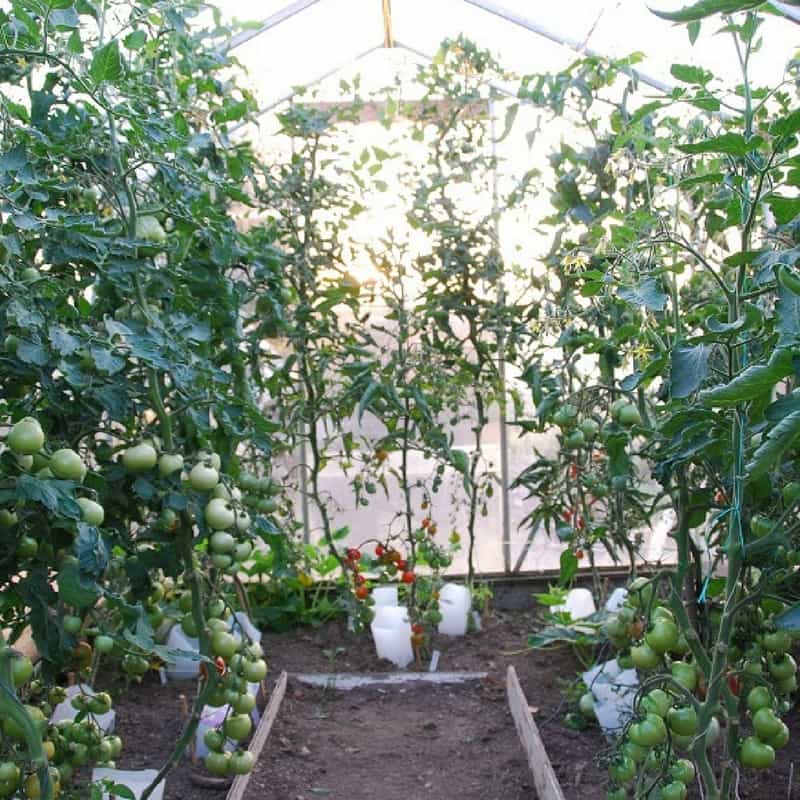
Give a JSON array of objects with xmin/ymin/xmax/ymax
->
[
  {"xmin": 670, "ymin": 662, "xmax": 697, "ymax": 692},
  {"xmin": 783, "ymin": 481, "xmax": 800, "ymax": 505},
  {"xmin": 627, "ymin": 577, "xmax": 654, "ymax": 610},
  {"xmin": 234, "ymin": 510, "xmax": 251, "ymax": 533},
  {"xmin": 579, "ymin": 418, "xmax": 600, "ymax": 439},
  {"xmin": 15, "ymin": 535, "xmax": 38, "ymax": 559},
  {"xmin": 205, "ymin": 751, "xmax": 231, "ymax": 777},
  {"xmin": 777, "ymin": 674, "xmax": 797, "ymax": 694},
  {"xmin": 11, "ymin": 655, "xmax": 33, "ymax": 687},
  {"xmin": 667, "ymin": 705, "xmax": 698, "ymax": 737},
  {"xmin": 232, "ymin": 693, "xmax": 256, "ymax": 715},
  {"xmin": 740, "ymin": 735, "xmax": 775, "ymax": 769},
  {"xmin": 211, "ymin": 630, "xmax": 240, "ymax": 661},
  {"xmin": 608, "ymin": 753, "xmax": 636, "ymax": 784},
  {"xmin": 122, "ymin": 443, "xmax": 157, "ymax": 472},
  {"xmin": 205, "ymin": 498, "xmax": 235, "ymax": 531},
  {"xmin": 640, "ymin": 689, "xmax": 671, "ymax": 718},
  {"xmin": 660, "ymin": 781, "xmax": 688, "ymax": 800},
  {"xmin": 8, "ymin": 417, "xmax": 45, "ymax": 455},
  {"xmin": 578, "ymin": 691, "xmax": 595, "ymax": 717},
  {"xmin": 211, "ymin": 553, "xmax": 233, "ymax": 569},
  {"xmin": 243, "ymin": 658, "xmax": 267, "ymax": 683},
  {"xmin": 553, "ymin": 403, "xmax": 579, "ymax": 429},
  {"xmin": 747, "ymin": 685, "xmax": 772, "ymax": 713},
  {"xmin": 607, "ymin": 790, "xmax": 626, "ymax": 800},
  {"xmin": 0, "ymin": 764, "xmax": 19, "ymax": 787},
  {"xmin": 229, "ymin": 749, "xmax": 255, "ymax": 775},
  {"xmin": 135, "ymin": 215, "xmax": 167, "ymax": 244},
  {"xmin": 0, "ymin": 509, "xmax": 17, "ymax": 527},
  {"xmin": 670, "ymin": 758, "xmax": 695, "ymax": 785},
  {"xmin": 753, "ymin": 707, "xmax": 783, "ymax": 742},
  {"xmin": 629, "ymin": 713, "xmax": 667, "ymax": 748},
  {"xmin": 50, "ymin": 448, "xmax": 86, "ymax": 481},
  {"xmin": 209, "ymin": 531, "xmax": 236, "ymax": 555},
  {"xmin": 618, "ymin": 403, "xmax": 642, "ymax": 427},
  {"xmin": 631, "ymin": 642, "xmax": 660, "ymax": 670},
  {"xmin": 158, "ymin": 453, "xmax": 184, "ymax": 476},
  {"xmin": 95, "ymin": 635, "xmax": 114, "ymax": 655},
  {"xmin": 77, "ymin": 497, "xmax": 104, "ymax": 526},
  {"xmin": 204, "ymin": 728, "xmax": 226, "ymax": 752},
  {"xmin": 223, "ymin": 713, "xmax": 252, "ymax": 742},
  {"xmin": 768, "ymin": 653, "xmax": 796, "ymax": 681},
  {"xmin": 622, "ymin": 740, "xmax": 648, "ymax": 764},
  {"xmin": 564, "ymin": 430, "xmax": 586, "ymax": 449},
  {"xmin": 181, "ymin": 613, "xmax": 199, "ymax": 638},
  {"xmin": 645, "ymin": 619, "xmax": 679, "ymax": 655},
  {"xmin": 190, "ymin": 463, "xmax": 219, "ymax": 491},
  {"xmin": 63, "ymin": 615, "xmax": 82, "ymax": 635},
  {"xmin": 766, "ymin": 720, "xmax": 790, "ymax": 750},
  {"xmin": 763, "ymin": 630, "xmax": 792, "ymax": 654},
  {"xmin": 234, "ymin": 541, "xmax": 253, "ymax": 561}
]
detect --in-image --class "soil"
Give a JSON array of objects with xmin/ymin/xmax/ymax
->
[
  {"xmin": 106, "ymin": 609, "xmax": 800, "ymax": 800},
  {"xmin": 243, "ymin": 681, "xmax": 531, "ymax": 800}
]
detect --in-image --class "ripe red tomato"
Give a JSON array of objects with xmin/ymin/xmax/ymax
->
[
  {"xmin": 727, "ymin": 672, "xmax": 742, "ymax": 696},
  {"xmin": 575, "ymin": 516, "xmax": 585, "ymax": 530},
  {"xmin": 562, "ymin": 509, "xmax": 572, "ymax": 521},
  {"xmin": 412, "ymin": 623, "xmax": 424, "ymax": 635},
  {"xmin": 375, "ymin": 544, "xmax": 385, "ymax": 557},
  {"xmin": 401, "ymin": 571, "xmax": 415, "ymax": 584},
  {"xmin": 355, "ymin": 586, "xmax": 369, "ymax": 600},
  {"xmin": 569, "ymin": 463, "xmax": 579, "ymax": 479},
  {"xmin": 346, "ymin": 548, "xmax": 361, "ymax": 562},
  {"xmin": 421, "ymin": 518, "xmax": 430, "ymax": 529},
  {"xmin": 575, "ymin": 548, "xmax": 585, "ymax": 559},
  {"xmin": 354, "ymin": 574, "xmax": 366, "ymax": 586},
  {"xmin": 396, "ymin": 559, "xmax": 408, "ymax": 571}
]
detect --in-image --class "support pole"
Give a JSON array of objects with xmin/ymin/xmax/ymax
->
[{"xmin": 489, "ymin": 93, "xmax": 512, "ymax": 575}]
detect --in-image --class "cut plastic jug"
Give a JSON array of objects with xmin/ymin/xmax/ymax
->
[
  {"xmin": 372, "ymin": 586, "xmax": 398, "ymax": 607},
  {"xmin": 554, "ymin": 587, "xmax": 597, "ymax": 620},
  {"xmin": 371, "ymin": 620, "xmax": 414, "ymax": 668},
  {"xmin": 437, "ymin": 583, "xmax": 471, "ymax": 636},
  {"xmin": 164, "ymin": 625, "xmax": 200, "ymax": 681},
  {"xmin": 194, "ymin": 704, "xmax": 234, "ymax": 759},
  {"xmin": 51, "ymin": 684, "xmax": 116, "ymax": 733},
  {"xmin": 371, "ymin": 604, "xmax": 409, "ymax": 629},
  {"xmin": 230, "ymin": 611, "xmax": 260, "ymax": 643}
]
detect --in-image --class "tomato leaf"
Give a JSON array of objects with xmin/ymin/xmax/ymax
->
[
  {"xmin": 650, "ymin": 0, "xmax": 763, "ymax": 23},
  {"xmin": 90, "ymin": 40, "xmax": 124, "ymax": 84},
  {"xmin": 746, "ymin": 410, "xmax": 800, "ymax": 477},
  {"xmin": 671, "ymin": 344, "xmax": 711, "ymax": 398}
]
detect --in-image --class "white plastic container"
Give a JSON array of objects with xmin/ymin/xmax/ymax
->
[
  {"xmin": 371, "ymin": 623, "xmax": 414, "ymax": 668},
  {"xmin": 554, "ymin": 587, "xmax": 597, "ymax": 620},
  {"xmin": 437, "ymin": 583, "xmax": 472, "ymax": 636},
  {"xmin": 230, "ymin": 611, "xmax": 260, "ymax": 643},
  {"xmin": 370, "ymin": 605, "xmax": 413, "ymax": 668},
  {"xmin": 51, "ymin": 684, "xmax": 116, "ymax": 733},
  {"xmin": 372, "ymin": 586, "xmax": 399, "ymax": 607},
  {"xmin": 164, "ymin": 625, "xmax": 200, "ymax": 681},
  {"xmin": 605, "ymin": 587, "xmax": 628, "ymax": 613},
  {"xmin": 92, "ymin": 768, "xmax": 165, "ymax": 800}
]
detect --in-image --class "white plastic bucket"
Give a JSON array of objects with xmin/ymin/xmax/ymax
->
[{"xmin": 437, "ymin": 583, "xmax": 472, "ymax": 636}]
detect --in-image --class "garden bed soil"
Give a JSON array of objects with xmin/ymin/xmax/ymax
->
[
  {"xmin": 242, "ymin": 680, "xmax": 530, "ymax": 800},
  {"xmin": 108, "ymin": 609, "xmax": 800, "ymax": 800}
]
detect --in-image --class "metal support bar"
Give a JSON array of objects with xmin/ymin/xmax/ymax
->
[
  {"xmin": 772, "ymin": 1, "xmax": 800, "ymax": 23},
  {"xmin": 226, "ymin": 0, "xmax": 323, "ymax": 52},
  {"xmin": 231, "ymin": 44, "xmax": 384, "ymax": 132},
  {"xmin": 462, "ymin": 0, "xmax": 674, "ymax": 94},
  {"xmin": 489, "ymin": 94, "xmax": 512, "ymax": 575}
]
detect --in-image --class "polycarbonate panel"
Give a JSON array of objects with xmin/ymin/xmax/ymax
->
[{"xmin": 225, "ymin": 0, "xmax": 381, "ymax": 109}]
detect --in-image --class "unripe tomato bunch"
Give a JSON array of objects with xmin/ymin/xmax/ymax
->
[
  {"xmin": 0, "ymin": 653, "xmax": 122, "ymax": 799},
  {"xmin": 600, "ymin": 577, "xmax": 799, "ymax": 798},
  {"xmin": 201, "ymin": 637, "xmax": 267, "ymax": 778}
]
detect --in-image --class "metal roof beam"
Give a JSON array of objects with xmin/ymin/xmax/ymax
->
[
  {"xmin": 226, "ymin": 0, "xmax": 323, "ymax": 52},
  {"xmin": 462, "ymin": 0, "xmax": 674, "ymax": 94}
]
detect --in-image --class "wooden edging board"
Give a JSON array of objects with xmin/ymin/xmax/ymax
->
[
  {"xmin": 225, "ymin": 670, "xmax": 288, "ymax": 800},
  {"xmin": 506, "ymin": 665, "xmax": 566, "ymax": 800}
]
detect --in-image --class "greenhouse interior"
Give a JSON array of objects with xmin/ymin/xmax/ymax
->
[{"xmin": 1, "ymin": 1, "xmax": 800, "ymax": 799}]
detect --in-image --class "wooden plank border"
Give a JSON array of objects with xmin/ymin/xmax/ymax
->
[
  {"xmin": 506, "ymin": 665, "xmax": 566, "ymax": 800},
  {"xmin": 293, "ymin": 671, "xmax": 487, "ymax": 690},
  {"xmin": 225, "ymin": 670, "xmax": 288, "ymax": 800}
]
